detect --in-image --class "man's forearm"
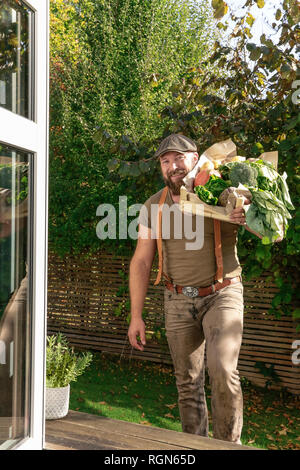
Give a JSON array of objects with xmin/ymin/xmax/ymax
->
[{"xmin": 129, "ymin": 258, "xmax": 151, "ymax": 320}]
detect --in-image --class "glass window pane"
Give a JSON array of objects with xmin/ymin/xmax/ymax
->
[
  {"xmin": 0, "ymin": 143, "xmax": 32, "ymax": 449},
  {"xmin": 0, "ymin": 0, "xmax": 34, "ymax": 119}
]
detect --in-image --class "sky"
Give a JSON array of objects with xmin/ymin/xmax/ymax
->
[{"xmin": 219, "ymin": 0, "xmax": 283, "ymax": 45}]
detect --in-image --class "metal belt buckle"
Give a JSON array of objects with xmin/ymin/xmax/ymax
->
[{"xmin": 182, "ymin": 286, "xmax": 199, "ymax": 298}]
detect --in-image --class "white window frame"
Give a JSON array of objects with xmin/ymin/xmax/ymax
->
[{"xmin": 0, "ymin": 0, "xmax": 49, "ymax": 450}]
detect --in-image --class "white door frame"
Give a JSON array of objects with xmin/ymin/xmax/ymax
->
[{"xmin": 0, "ymin": 0, "xmax": 49, "ymax": 450}]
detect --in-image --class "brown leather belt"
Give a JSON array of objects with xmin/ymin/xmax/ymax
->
[{"xmin": 165, "ymin": 276, "xmax": 241, "ymax": 298}]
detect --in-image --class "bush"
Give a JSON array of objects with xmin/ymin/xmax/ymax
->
[
  {"xmin": 101, "ymin": 0, "xmax": 300, "ymax": 320},
  {"xmin": 49, "ymin": 0, "xmax": 219, "ymax": 257}
]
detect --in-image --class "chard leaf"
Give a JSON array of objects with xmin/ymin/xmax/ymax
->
[
  {"xmin": 246, "ymin": 203, "xmax": 265, "ymax": 234},
  {"xmin": 277, "ymin": 172, "xmax": 295, "ymax": 211},
  {"xmin": 256, "ymin": 164, "xmax": 278, "ymax": 181}
]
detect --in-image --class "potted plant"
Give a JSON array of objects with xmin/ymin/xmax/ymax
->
[{"xmin": 46, "ymin": 333, "xmax": 93, "ymax": 420}]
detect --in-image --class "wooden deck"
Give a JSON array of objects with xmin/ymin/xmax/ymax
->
[{"xmin": 45, "ymin": 410, "xmax": 254, "ymax": 450}]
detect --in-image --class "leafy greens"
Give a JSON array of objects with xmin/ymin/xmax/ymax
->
[
  {"xmin": 194, "ymin": 174, "xmax": 230, "ymax": 206},
  {"xmin": 221, "ymin": 159, "xmax": 294, "ymax": 243},
  {"xmin": 195, "ymin": 158, "xmax": 294, "ymax": 244}
]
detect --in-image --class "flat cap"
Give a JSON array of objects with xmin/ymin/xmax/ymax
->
[{"xmin": 154, "ymin": 134, "xmax": 197, "ymax": 159}]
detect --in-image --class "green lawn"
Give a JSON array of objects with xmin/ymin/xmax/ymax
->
[{"xmin": 69, "ymin": 352, "xmax": 300, "ymax": 450}]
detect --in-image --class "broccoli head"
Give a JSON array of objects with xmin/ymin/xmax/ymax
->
[{"xmin": 229, "ymin": 162, "xmax": 258, "ymax": 188}]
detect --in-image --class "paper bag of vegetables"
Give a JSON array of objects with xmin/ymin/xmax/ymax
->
[{"xmin": 193, "ymin": 158, "xmax": 294, "ymax": 244}]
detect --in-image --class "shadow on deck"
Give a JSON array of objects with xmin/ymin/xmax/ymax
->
[{"xmin": 45, "ymin": 410, "xmax": 255, "ymax": 451}]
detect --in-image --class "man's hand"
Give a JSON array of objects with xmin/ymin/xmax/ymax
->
[
  {"xmin": 230, "ymin": 198, "xmax": 250, "ymax": 226},
  {"xmin": 128, "ymin": 225, "xmax": 156, "ymax": 352},
  {"xmin": 229, "ymin": 207, "xmax": 246, "ymax": 225},
  {"xmin": 128, "ymin": 318, "xmax": 146, "ymax": 351}
]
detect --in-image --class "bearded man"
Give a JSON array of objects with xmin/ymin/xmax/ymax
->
[{"xmin": 128, "ymin": 134, "xmax": 261, "ymax": 444}]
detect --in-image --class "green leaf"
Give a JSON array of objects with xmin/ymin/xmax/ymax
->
[
  {"xmin": 284, "ymin": 116, "xmax": 298, "ymax": 130},
  {"xmin": 283, "ymin": 292, "xmax": 292, "ymax": 304},
  {"xmin": 139, "ymin": 160, "xmax": 152, "ymax": 173},
  {"xmin": 272, "ymin": 294, "xmax": 282, "ymax": 308},
  {"xmin": 256, "ymin": 0, "xmax": 265, "ymax": 8},
  {"xmin": 255, "ymin": 245, "xmax": 265, "ymax": 261},
  {"xmin": 254, "ymin": 142, "xmax": 264, "ymax": 152},
  {"xmin": 249, "ymin": 47, "xmax": 261, "ymax": 61},
  {"xmin": 150, "ymin": 79, "xmax": 159, "ymax": 88},
  {"xmin": 128, "ymin": 163, "xmax": 141, "ymax": 177},
  {"xmin": 107, "ymin": 158, "xmax": 119, "ymax": 172},
  {"xmin": 280, "ymin": 63, "xmax": 292, "ymax": 78},
  {"xmin": 246, "ymin": 14, "xmax": 255, "ymax": 27},
  {"xmin": 119, "ymin": 162, "xmax": 131, "ymax": 177},
  {"xmin": 246, "ymin": 42, "xmax": 256, "ymax": 51},
  {"xmin": 260, "ymin": 45, "xmax": 270, "ymax": 56},
  {"xmin": 292, "ymin": 308, "xmax": 300, "ymax": 320},
  {"xmin": 212, "ymin": 0, "xmax": 228, "ymax": 19},
  {"xmin": 118, "ymin": 269, "xmax": 126, "ymax": 279},
  {"xmin": 262, "ymin": 259, "xmax": 272, "ymax": 269},
  {"xmin": 275, "ymin": 9, "xmax": 282, "ymax": 21},
  {"xmin": 246, "ymin": 264, "xmax": 263, "ymax": 279},
  {"xmin": 114, "ymin": 305, "xmax": 122, "ymax": 317}
]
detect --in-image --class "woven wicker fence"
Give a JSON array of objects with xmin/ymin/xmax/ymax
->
[{"xmin": 47, "ymin": 250, "xmax": 300, "ymax": 395}]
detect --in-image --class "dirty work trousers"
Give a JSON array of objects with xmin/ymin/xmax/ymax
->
[{"xmin": 164, "ymin": 281, "xmax": 244, "ymax": 443}]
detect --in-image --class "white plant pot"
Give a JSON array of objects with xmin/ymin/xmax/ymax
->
[{"xmin": 46, "ymin": 384, "xmax": 70, "ymax": 420}]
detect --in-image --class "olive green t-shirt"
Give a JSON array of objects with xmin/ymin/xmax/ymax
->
[{"xmin": 138, "ymin": 187, "xmax": 242, "ymax": 287}]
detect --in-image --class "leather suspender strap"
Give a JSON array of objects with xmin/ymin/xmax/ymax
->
[
  {"xmin": 154, "ymin": 186, "xmax": 169, "ymax": 286},
  {"xmin": 213, "ymin": 219, "xmax": 223, "ymax": 283}
]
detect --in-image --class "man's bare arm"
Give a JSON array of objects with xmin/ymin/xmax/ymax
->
[{"xmin": 128, "ymin": 225, "xmax": 157, "ymax": 351}]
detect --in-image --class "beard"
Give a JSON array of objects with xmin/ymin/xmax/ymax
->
[{"xmin": 163, "ymin": 169, "xmax": 188, "ymax": 195}]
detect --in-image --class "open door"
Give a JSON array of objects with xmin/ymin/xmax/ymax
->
[{"xmin": 0, "ymin": 0, "xmax": 49, "ymax": 450}]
